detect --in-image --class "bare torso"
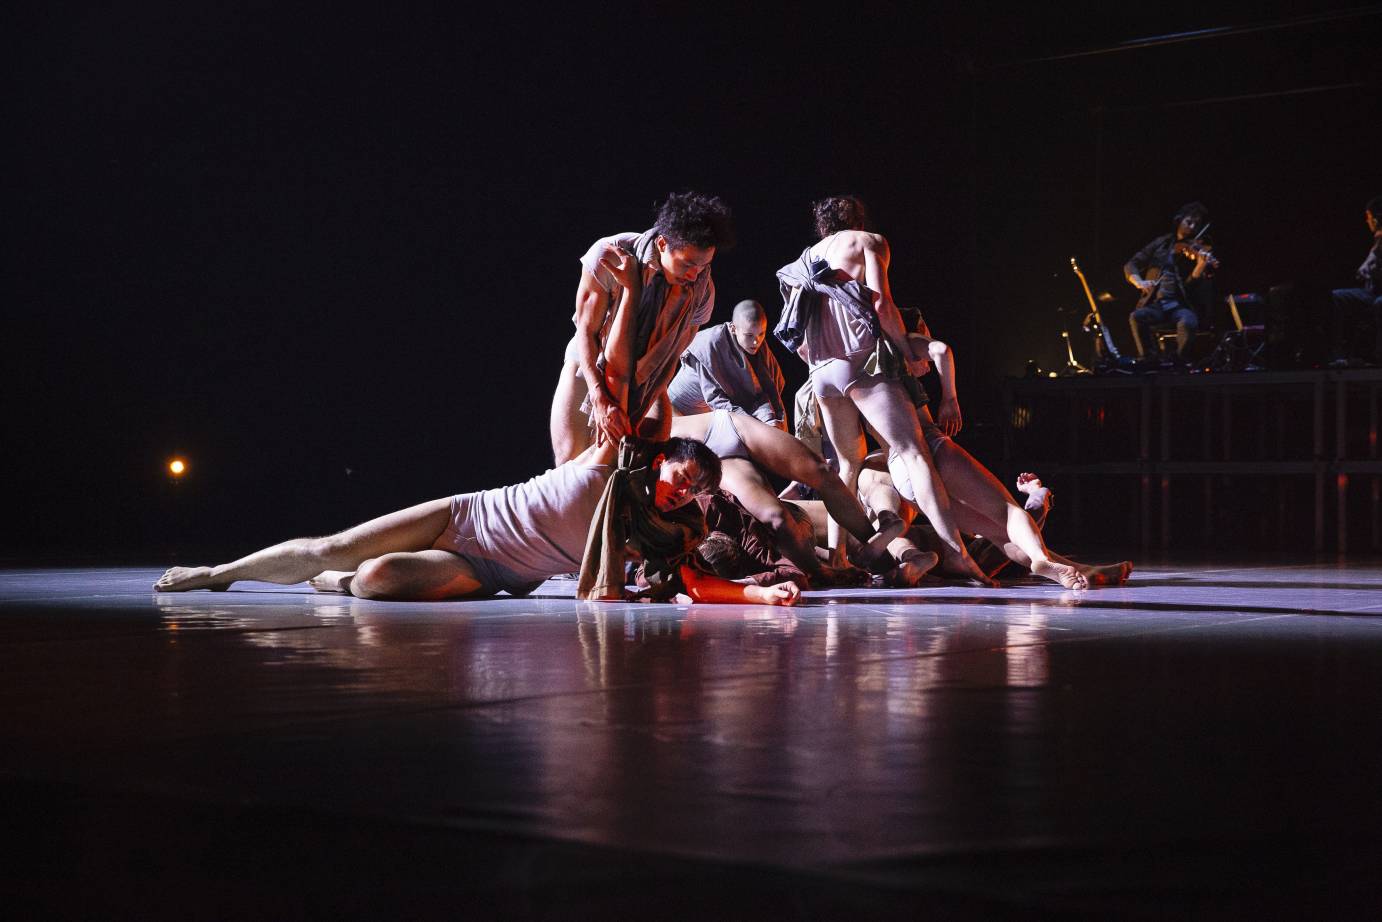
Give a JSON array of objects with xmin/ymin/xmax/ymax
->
[{"xmin": 808, "ymin": 230, "xmax": 888, "ymax": 290}]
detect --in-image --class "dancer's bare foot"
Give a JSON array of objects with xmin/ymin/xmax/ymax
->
[
  {"xmin": 936, "ymin": 550, "xmax": 998, "ymax": 587},
  {"xmin": 1079, "ymin": 561, "xmax": 1133, "ymax": 586},
  {"xmin": 1032, "ymin": 558, "xmax": 1089, "ymax": 590},
  {"xmin": 852, "ymin": 510, "xmax": 907, "ymax": 571},
  {"xmin": 892, "ymin": 549, "xmax": 939, "ymax": 587},
  {"xmin": 308, "ymin": 570, "xmax": 355, "ymax": 594},
  {"xmin": 153, "ymin": 566, "xmax": 229, "ymax": 592},
  {"xmin": 1015, "ymin": 472, "xmax": 1043, "ymax": 495}
]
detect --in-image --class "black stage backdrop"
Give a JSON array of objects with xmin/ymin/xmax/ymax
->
[{"xmin": 7, "ymin": 3, "xmax": 1379, "ymax": 559}]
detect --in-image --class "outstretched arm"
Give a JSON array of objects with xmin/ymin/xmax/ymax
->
[{"xmin": 679, "ymin": 565, "xmax": 801, "ymax": 606}]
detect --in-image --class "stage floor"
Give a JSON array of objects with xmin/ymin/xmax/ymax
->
[{"xmin": 4, "ymin": 564, "xmax": 1382, "ymax": 918}]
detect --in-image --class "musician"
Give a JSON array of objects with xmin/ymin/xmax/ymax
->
[
  {"xmin": 1125, "ymin": 202, "xmax": 1217, "ymax": 360},
  {"xmin": 1329, "ymin": 195, "xmax": 1382, "ymax": 367}
]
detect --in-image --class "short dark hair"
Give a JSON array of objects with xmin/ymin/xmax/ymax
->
[
  {"xmin": 653, "ymin": 436, "xmax": 722, "ymax": 494},
  {"xmin": 696, "ymin": 531, "xmax": 745, "ymax": 578},
  {"xmin": 1173, "ymin": 201, "xmax": 1209, "ymax": 227},
  {"xmin": 654, "ymin": 191, "xmax": 735, "ymax": 251},
  {"xmin": 812, "ymin": 195, "xmax": 870, "ymax": 237},
  {"xmin": 1367, "ymin": 195, "xmax": 1382, "ymax": 219}
]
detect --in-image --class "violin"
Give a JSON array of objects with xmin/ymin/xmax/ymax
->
[{"xmin": 1173, "ymin": 238, "xmax": 1219, "ymax": 269}]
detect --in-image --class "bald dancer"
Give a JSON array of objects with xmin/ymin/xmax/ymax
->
[
  {"xmin": 775, "ymin": 195, "xmax": 989, "ymax": 584},
  {"xmin": 668, "ymin": 300, "xmax": 787, "ymax": 429},
  {"xmin": 155, "ymin": 437, "xmax": 801, "ymax": 606},
  {"xmin": 551, "ymin": 192, "xmax": 734, "ymax": 464}
]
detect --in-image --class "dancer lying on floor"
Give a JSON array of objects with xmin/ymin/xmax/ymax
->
[
  {"xmin": 668, "ymin": 411, "xmax": 903, "ymax": 587},
  {"xmin": 855, "ymin": 322, "xmax": 1132, "ymax": 589},
  {"xmin": 155, "ymin": 437, "xmax": 801, "ymax": 606}
]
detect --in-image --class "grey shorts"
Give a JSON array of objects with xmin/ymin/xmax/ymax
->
[
  {"xmin": 436, "ymin": 494, "xmax": 546, "ymax": 597},
  {"xmin": 703, "ymin": 409, "xmax": 753, "ymax": 461},
  {"xmin": 810, "ymin": 353, "xmax": 883, "ymax": 399}
]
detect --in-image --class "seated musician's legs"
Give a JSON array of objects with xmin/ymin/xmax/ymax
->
[
  {"xmin": 1168, "ymin": 305, "xmax": 1200, "ymax": 356},
  {"xmin": 1331, "ymin": 287, "xmax": 1381, "ymax": 365},
  {"xmin": 1129, "ymin": 304, "xmax": 1166, "ymax": 358}
]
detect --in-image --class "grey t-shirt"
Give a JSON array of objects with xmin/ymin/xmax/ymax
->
[{"xmin": 463, "ymin": 461, "xmax": 613, "ymax": 582}]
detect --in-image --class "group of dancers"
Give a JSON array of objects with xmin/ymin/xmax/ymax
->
[{"xmin": 156, "ymin": 193, "xmax": 1133, "ymax": 606}]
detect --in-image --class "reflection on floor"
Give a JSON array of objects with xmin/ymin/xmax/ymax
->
[{"xmin": 4, "ymin": 564, "xmax": 1382, "ymax": 918}]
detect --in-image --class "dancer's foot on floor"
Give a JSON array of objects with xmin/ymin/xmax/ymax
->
[
  {"xmin": 854, "ymin": 510, "xmax": 906, "ymax": 571},
  {"xmin": 891, "ymin": 549, "xmax": 939, "ymax": 587},
  {"xmin": 1080, "ymin": 561, "xmax": 1133, "ymax": 586},
  {"xmin": 308, "ymin": 570, "xmax": 354, "ymax": 594},
  {"xmin": 153, "ymin": 567, "xmax": 228, "ymax": 592},
  {"xmin": 1032, "ymin": 558, "xmax": 1089, "ymax": 590},
  {"xmin": 937, "ymin": 550, "xmax": 997, "ymax": 587}
]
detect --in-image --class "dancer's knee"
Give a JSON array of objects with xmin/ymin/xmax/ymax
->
[
  {"xmin": 791, "ymin": 454, "xmax": 834, "ymax": 489},
  {"xmin": 351, "ymin": 555, "xmax": 402, "ymax": 599}
]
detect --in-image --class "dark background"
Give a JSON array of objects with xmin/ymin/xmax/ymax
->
[{"xmin": 7, "ymin": 3, "xmax": 1379, "ymax": 560}]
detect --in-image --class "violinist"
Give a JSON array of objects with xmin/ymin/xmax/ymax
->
[
  {"xmin": 1125, "ymin": 201, "xmax": 1218, "ymax": 361},
  {"xmin": 1328, "ymin": 195, "xmax": 1382, "ymax": 367}
]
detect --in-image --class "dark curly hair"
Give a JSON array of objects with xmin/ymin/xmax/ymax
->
[
  {"xmin": 1173, "ymin": 201, "xmax": 1210, "ymax": 227},
  {"xmin": 652, "ymin": 436, "xmax": 722, "ymax": 494},
  {"xmin": 653, "ymin": 191, "xmax": 735, "ymax": 251},
  {"xmin": 812, "ymin": 195, "xmax": 870, "ymax": 238}
]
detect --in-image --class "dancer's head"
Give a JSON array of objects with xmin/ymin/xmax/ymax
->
[
  {"xmin": 653, "ymin": 191, "xmax": 735, "ymax": 286},
  {"xmin": 697, "ymin": 531, "xmax": 746, "ymax": 578},
  {"xmin": 812, "ymin": 195, "xmax": 870, "ymax": 238},
  {"xmin": 1173, "ymin": 202, "xmax": 1209, "ymax": 239},
  {"xmin": 649, "ymin": 437, "xmax": 722, "ymax": 511},
  {"xmin": 729, "ymin": 300, "xmax": 768, "ymax": 355}
]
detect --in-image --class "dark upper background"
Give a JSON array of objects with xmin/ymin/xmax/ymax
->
[{"xmin": 7, "ymin": 2, "xmax": 1379, "ymax": 559}]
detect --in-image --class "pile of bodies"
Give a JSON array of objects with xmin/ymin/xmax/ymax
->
[{"xmin": 156, "ymin": 193, "xmax": 1132, "ymax": 605}]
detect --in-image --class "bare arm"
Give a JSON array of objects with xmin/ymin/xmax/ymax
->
[
  {"xmin": 862, "ymin": 235, "xmax": 918, "ymax": 361},
  {"xmin": 928, "ymin": 339, "xmax": 962, "ymax": 436},
  {"xmin": 575, "ymin": 249, "xmax": 639, "ymax": 444},
  {"xmin": 679, "ymin": 565, "xmax": 801, "ymax": 606}
]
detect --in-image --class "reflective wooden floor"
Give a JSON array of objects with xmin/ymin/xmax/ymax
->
[{"xmin": 3, "ymin": 564, "xmax": 1381, "ymax": 919}]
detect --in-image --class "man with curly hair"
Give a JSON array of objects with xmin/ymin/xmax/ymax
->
[{"xmin": 551, "ymin": 192, "xmax": 734, "ymax": 464}]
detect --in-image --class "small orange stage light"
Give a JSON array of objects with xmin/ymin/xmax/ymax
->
[{"xmin": 168, "ymin": 458, "xmax": 188, "ymax": 477}]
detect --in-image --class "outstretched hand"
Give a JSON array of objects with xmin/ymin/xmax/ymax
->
[
  {"xmin": 754, "ymin": 581, "xmax": 801, "ymax": 606},
  {"xmin": 936, "ymin": 395, "xmax": 963, "ymax": 437}
]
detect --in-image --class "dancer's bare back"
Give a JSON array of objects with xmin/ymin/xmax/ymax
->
[{"xmin": 808, "ymin": 230, "xmax": 894, "ymax": 302}]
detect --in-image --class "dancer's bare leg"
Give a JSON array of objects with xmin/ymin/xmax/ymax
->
[
  {"xmin": 716, "ymin": 458, "xmax": 853, "ymax": 583},
  {"xmin": 930, "ymin": 441, "xmax": 1134, "ymax": 589},
  {"xmin": 857, "ymin": 468, "xmax": 937, "ymax": 585},
  {"xmin": 155, "ymin": 498, "xmax": 460, "ymax": 594},
  {"xmin": 815, "ymin": 394, "xmax": 872, "ymax": 563},
  {"xmin": 551, "ymin": 360, "xmax": 592, "ymax": 465},
  {"xmin": 839, "ymin": 380, "xmax": 991, "ymax": 584},
  {"xmin": 725, "ymin": 413, "xmax": 903, "ymax": 561},
  {"xmin": 926, "ymin": 440, "xmax": 1085, "ymax": 588}
]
